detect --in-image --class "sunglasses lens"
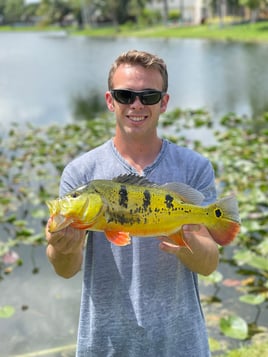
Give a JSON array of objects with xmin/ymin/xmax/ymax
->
[
  {"xmin": 141, "ymin": 92, "xmax": 162, "ymax": 105},
  {"xmin": 113, "ymin": 90, "xmax": 134, "ymax": 104},
  {"xmin": 111, "ymin": 90, "xmax": 164, "ymax": 105}
]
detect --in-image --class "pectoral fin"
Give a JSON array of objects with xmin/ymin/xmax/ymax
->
[
  {"xmin": 169, "ymin": 229, "xmax": 193, "ymax": 253},
  {"xmin": 105, "ymin": 231, "xmax": 131, "ymax": 246}
]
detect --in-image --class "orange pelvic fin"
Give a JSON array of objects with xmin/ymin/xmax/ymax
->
[
  {"xmin": 169, "ymin": 229, "xmax": 193, "ymax": 253},
  {"xmin": 105, "ymin": 231, "xmax": 131, "ymax": 246}
]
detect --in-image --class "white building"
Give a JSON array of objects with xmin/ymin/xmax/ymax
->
[{"xmin": 147, "ymin": 0, "xmax": 209, "ymax": 24}]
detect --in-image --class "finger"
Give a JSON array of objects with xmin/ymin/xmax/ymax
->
[
  {"xmin": 159, "ymin": 240, "xmax": 181, "ymax": 255},
  {"xmin": 46, "ymin": 226, "xmax": 69, "ymax": 248}
]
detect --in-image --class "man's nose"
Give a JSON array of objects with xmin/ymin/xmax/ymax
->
[{"xmin": 130, "ymin": 95, "xmax": 144, "ymax": 107}]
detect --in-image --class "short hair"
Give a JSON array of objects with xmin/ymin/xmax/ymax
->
[{"xmin": 108, "ymin": 50, "xmax": 168, "ymax": 92}]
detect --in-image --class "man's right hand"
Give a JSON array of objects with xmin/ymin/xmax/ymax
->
[
  {"xmin": 46, "ymin": 217, "xmax": 86, "ymax": 255},
  {"xmin": 46, "ymin": 218, "xmax": 86, "ymax": 278}
]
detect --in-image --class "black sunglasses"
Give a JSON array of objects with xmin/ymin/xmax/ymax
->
[{"xmin": 110, "ymin": 89, "xmax": 165, "ymax": 105}]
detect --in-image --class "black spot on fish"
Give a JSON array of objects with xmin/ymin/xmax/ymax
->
[
  {"xmin": 118, "ymin": 185, "xmax": 128, "ymax": 208},
  {"xmin": 143, "ymin": 190, "xmax": 151, "ymax": 210},
  {"xmin": 108, "ymin": 212, "xmax": 131, "ymax": 225},
  {"xmin": 164, "ymin": 194, "xmax": 174, "ymax": 209},
  {"xmin": 215, "ymin": 208, "xmax": 222, "ymax": 218}
]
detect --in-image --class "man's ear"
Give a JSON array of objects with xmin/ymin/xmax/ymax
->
[
  {"xmin": 105, "ymin": 91, "xmax": 115, "ymax": 112},
  {"xmin": 160, "ymin": 93, "xmax": 170, "ymax": 113}
]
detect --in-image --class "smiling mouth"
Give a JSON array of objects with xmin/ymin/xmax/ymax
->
[{"xmin": 127, "ymin": 115, "xmax": 147, "ymax": 122}]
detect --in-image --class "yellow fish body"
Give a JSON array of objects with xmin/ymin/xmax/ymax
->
[{"xmin": 47, "ymin": 174, "xmax": 240, "ymax": 247}]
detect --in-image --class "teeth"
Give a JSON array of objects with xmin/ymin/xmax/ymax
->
[{"xmin": 129, "ymin": 116, "xmax": 145, "ymax": 122}]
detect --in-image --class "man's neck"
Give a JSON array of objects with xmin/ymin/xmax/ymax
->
[{"xmin": 113, "ymin": 135, "xmax": 162, "ymax": 174}]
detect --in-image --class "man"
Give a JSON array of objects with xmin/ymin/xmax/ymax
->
[{"xmin": 46, "ymin": 50, "xmax": 219, "ymax": 356}]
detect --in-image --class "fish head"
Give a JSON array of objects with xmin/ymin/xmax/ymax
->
[{"xmin": 47, "ymin": 185, "xmax": 103, "ymax": 233}]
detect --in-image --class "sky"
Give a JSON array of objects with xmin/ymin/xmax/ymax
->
[{"xmin": 25, "ymin": 0, "xmax": 40, "ymax": 4}]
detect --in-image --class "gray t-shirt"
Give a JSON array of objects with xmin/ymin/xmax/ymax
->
[{"xmin": 60, "ymin": 139, "xmax": 216, "ymax": 357}]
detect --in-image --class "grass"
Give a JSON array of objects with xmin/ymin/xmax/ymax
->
[
  {"xmin": 1, "ymin": 19, "xmax": 268, "ymax": 42},
  {"xmin": 69, "ymin": 20, "xmax": 268, "ymax": 43}
]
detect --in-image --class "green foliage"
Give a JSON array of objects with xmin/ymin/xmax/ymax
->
[
  {"xmin": 222, "ymin": 341, "xmax": 268, "ymax": 357},
  {"xmin": 3, "ymin": 0, "xmax": 24, "ymax": 24},
  {"xmin": 239, "ymin": 0, "xmax": 261, "ymax": 10},
  {"xmin": 0, "ymin": 305, "xmax": 15, "ymax": 318},
  {"xmin": 168, "ymin": 9, "xmax": 181, "ymax": 22},
  {"xmin": 159, "ymin": 109, "xmax": 268, "ymax": 340},
  {"xmin": 139, "ymin": 8, "xmax": 162, "ymax": 26},
  {"xmin": 0, "ymin": 113, "xmax": 114, "ymax": 278},
  {"xmin": 220, "ymin": 315, "xmax": 248, "ymax": 340}
]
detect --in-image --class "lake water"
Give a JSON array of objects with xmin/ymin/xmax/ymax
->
[
  {"xmin": 1, "ymin": 32, "xmax": 268, "ymax": 356},
  {"xmin": 1, "ymin": 32, "xmax": 268, "ymax": 130}
]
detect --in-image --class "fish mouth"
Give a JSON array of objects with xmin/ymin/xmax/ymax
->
[{"xmin": 48, "ymin": 214, "xmax": 74, "ymax": 233}]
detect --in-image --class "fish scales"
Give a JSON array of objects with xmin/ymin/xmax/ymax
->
[
  {"xmin": 47, "ymin": 174, "xmax": 241, "ymax": 248},
  {"xmin": 92, "ymin": 180, "xmax": 197, "ymax": 234}
]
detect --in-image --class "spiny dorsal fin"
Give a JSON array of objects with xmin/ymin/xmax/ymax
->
[
  {"xmin": 112, "ymin": 174, "xmax": 156, "ymax": 187},
  {"xmin": 161, "ymin": 182, "xmax": 204, "ymax": 205},
  {"xmin": 113, "ymin": 175, "xmax": 204, "ymax": 205}
]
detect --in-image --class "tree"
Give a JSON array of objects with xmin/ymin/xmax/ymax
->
[
  {"xmin": 3, "ymin": 0, "xmax": 24, "ymax": 24},
  {"xmin": 239, "ymin": 0, "xmax": 262, "ymax": 21},
  {"xmin": 36, "ymin": 0, "xmax": 72, "ymax": 25}
]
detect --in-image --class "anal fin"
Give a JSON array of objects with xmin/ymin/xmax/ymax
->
[{"xmin": 105, "ymin": 231, "xmax": 131, "ymax": 246}]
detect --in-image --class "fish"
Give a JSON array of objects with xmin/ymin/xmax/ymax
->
[{"xmin": 47, "ymin": 174, "xmax": 240, "ymax": 248}]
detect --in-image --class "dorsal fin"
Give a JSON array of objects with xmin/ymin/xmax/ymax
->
[
  {"xmin": 161, "ymin": 182, "xmax": 204, "ymax": 205},
  {"xmin": 112, "ymin": 174, "xmax": 156, "ymax": 187},
  {"xmin": 112, "ymin": 174, "xmax": 204, "ymax": 205}
]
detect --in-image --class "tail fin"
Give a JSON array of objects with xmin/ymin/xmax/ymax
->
[{"xmin": 207, "ymin": 195, "xmax": 240, "ymax": 246}]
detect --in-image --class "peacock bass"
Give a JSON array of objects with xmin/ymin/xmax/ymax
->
[{"xmin": 47, "ymin": 174, "xmax": 240, "ymax": 248}]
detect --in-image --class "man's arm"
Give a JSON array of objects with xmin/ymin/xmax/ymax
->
[
  {"xmin": 46, "ymin": 219, "xmax": 86, "ymax": 279},
  {"xmin": 159, "ymin": 225, "xmax": 219, "ymax": 276}
]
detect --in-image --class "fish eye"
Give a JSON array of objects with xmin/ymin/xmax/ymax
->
[{"xmin": 71, "ymin": 192, "xmax": 80, "ymax": 198}]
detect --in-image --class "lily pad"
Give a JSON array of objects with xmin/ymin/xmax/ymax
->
[
  {"xmin": 200, "ymin": 270, "xmax": 223, "ymax": 285},
  {"xmin": 239, "ymin": 294, "xmax": 265, "ymax": 305},
  {"xmin": 0, "ymin": 305, "xmax": 15, "ymax": 318},
  {"xmin": 220, "ymin": 315, "xmax": 248, "ymax": 340}
]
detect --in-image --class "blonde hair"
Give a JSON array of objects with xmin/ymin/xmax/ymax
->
[{"xmin": 108, "ymin": 50, "xmax": 168, "ymax": 92}]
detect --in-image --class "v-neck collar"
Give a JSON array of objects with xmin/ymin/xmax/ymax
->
[{"xmin": 110, "ymin": 139, "xmax": 168, "ymax": 176}]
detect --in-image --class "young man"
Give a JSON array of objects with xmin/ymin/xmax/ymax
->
[{"xmin": 46, "ymin": 50, "xmax": 219, "ymax": 356}]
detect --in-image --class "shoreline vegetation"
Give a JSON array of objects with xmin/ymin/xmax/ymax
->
[{"xmin": 0, "ymin": 19, "xmax": 268, "ymax": 43}]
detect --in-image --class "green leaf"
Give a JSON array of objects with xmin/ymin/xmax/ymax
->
[
  {"xmin": 234, "ymin": 250, "xmax": 268, "ymax": 271},
  {"xmin": 239, "ymin": 294, "xmax": 265, "ymax": 305},
  {"xmin": 199, "ymin": 270, "xmax": 223, "ymax": 285},
  {"xmin": 257, "ymin": 238, "xmax": 268, "ymax": 255},
  {"xmin": 31, "ymin": 208, "xmax": 47, "ymax": 219},
  {"xmin": 0, "ymin": 305, "xmax": 15, "ymax": 319},
  {"xmin": 248, "ymin": 255, "xmax": 268, "ymax": 272},
  {"xmin": 220, "ymin": 315, "xmax": 248, "ymax": 340}
]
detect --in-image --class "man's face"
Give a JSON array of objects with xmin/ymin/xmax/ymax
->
[{"xmin": 105, "ymin": 64, "xmax": 169, "ymax": 140}]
